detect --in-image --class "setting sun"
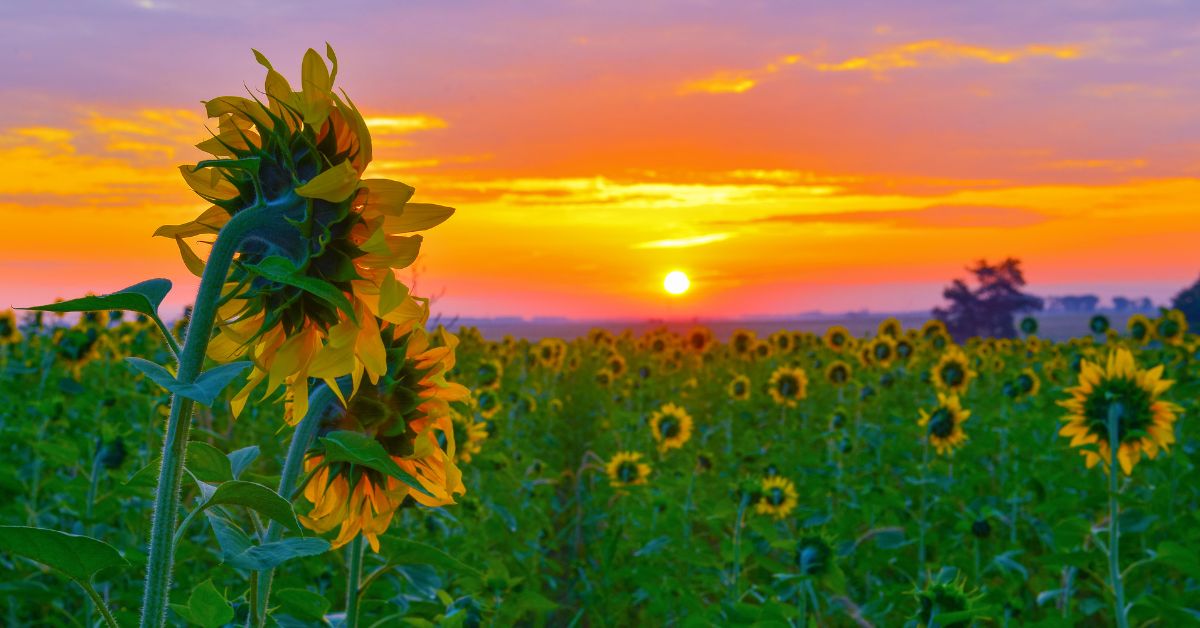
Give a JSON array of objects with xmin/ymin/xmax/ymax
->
[{"xmin": 663, "ymin": 270, "xmax": 690, "ymax": 295}]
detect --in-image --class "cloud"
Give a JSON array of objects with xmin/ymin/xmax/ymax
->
[
  {"xmin": 633, "ymin": 233, "xmax": 733, "ymax": 249},
  {"xmin": 716, "ymin": 204, "xmax": 1047, "ymax": 229},
  {"xmin": 680, "ymin": 39, "xmax": 1082, "ymax": 94},
  {"xmin": 1040, "ymin": 158, "xmax": 1147, "ymax": 172},
  {"xmin": 364, "ymin": 115, "xmax": 448, "ymax": 134}
]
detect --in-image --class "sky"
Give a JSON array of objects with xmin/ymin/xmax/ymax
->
[{"xmin": 2, "ymin": 0, "xmax": 1199, "ymax": 320}]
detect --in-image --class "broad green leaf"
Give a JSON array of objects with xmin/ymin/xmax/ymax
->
[
  {"xmin": 226, "ymin": 537, "xmax": 330, "ymax": 571},
  {"xmin": 204, "ymin": 481, "xmax": 300, "ymax": 532},
  {"xmin": 320, "ymin": 431, "xmax": 433, "ymax": 497},
  {"xmin": 378, "ymin": 537, "xmax": 483, "ymax": 576},
  {"xmin": 125, "ymin": 358, "xmax": 251, "ymax": 406},
  {"xmin": 204, "ymin": 511, "xmax": 252, "ymax": 559},
  {"xmin": 243, "ymin": 256, "xmax": 357, "ymax": 323},
  {"xmin": 187, "ymin": 441, "xmax": 234, "ymax": 483},
  {"xmin": 227, "ymin": 446, "xmax": 260, "ymax": 479},
  {"xmin": 276, "ymin": 587, "xmax": 331, "ymax": 621},
  {"xmin": 186, "ymin": 580, "xmax": 233, "ymax": 628},
  {"xmin": 22, "ymin": 278, "xmax": 171, "ymax": 319},
  {"xmin": 0, "ymin": 526, "xmax": 128, "ymax": 582}
]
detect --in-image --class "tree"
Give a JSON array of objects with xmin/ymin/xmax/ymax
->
[
  {"xmin": 1172, "ymin": 275, "xmax": 1200, "ymax": 328},
  {"xmin": 932, "ymin": 258, "xmax": 1044, "ymax": 342}
]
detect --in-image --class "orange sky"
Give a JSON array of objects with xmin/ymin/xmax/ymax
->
[{"xmin": 2, "ymin": 2, "xmax": 1199, "ymax": 319}]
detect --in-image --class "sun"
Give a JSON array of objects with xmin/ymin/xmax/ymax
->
[{"xmin": 664, "ymin": 270, "xmax": 690, "ymax": 295}]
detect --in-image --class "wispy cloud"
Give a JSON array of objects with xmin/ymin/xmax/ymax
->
[
  {"xmin": 681, "ymin": 39, "xmax": 1083, "ymax": 94},
  {"xmin": 633, "ymin": 232, "xmax": 733, "ymax": 249},
  {"xmin": 364, "ymin": 115, "xmax": 448, "ymax": 134}
]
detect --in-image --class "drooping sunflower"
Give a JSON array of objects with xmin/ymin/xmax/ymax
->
[
  {"xmin": 606, "ymin": 451, "xmax": 651, "ymax": 488},
  {"xmin": 768, "ymin": 366, "xmax": 808, "ymax": 408},
  {"xmin": 451, "ymin": 410, "xmax": 488, "ymax": 463},
  {"xmin": 918, "ymin": 393, "xmax": 971, "ymax": 456},
  {"xmin": 1057, "ymin": 347, "xmax": 1180, "ymax": 475},
  {"xmin": 824, "ymin": 360, "xmax": 852, "ymax": 386},
  {"xmin": 1127, "ymin": 314, "xmax": 1152, "ymax": 345},
  {"xmin": 299, "ymin": 325, "xmax": 468, "ymax": 552},
  {"xmin": 474, "ymin": 358, "xmax": 503, "ymax": 390},
  {"xmin": 165, "ymin": 47, "xmax": 455, "ymax": 421},
  {"xmin": 823, "ymin": 325, "xmax": 851, "ymax": 352},
  {"xmin": 0, "ymin": 310, "xmax": 19, "ymax": 345},
  {"xmin": 755, "ymin": 475, "xmax": 798, "ymax": 519},
  {"xmin": 931, "ymin": 346, "xmax": 974, "ymax": 394},
  {"xmin": 728, "ymin": 374, "xmax": 751, "ymax": 401},
  {"xmin": 649, "ymin": 403, "xmax": 694, "ymax": 452},
  {"xmin": 1155, "ymin": 309, "xmax": 1188, "ymax": 346}
]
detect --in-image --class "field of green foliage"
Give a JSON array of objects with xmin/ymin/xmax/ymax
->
[{"xmin": 0, "ymin": 309, "xmax": 1196, "ymax": 627}]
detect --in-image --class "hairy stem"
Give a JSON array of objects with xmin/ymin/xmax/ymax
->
[{"xmin": 1107, "ymin": 402, "xmax": 1128, "ymax": 628}]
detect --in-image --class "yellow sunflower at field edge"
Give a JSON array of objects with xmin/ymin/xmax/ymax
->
[
  {"xmin": 1057, "ymin": 347, "xmax": 1180, "ymax": 475},
  {"xmin": 650, "ymin": 402, "xmax": 694, "ymax": 453},
  {"xmin": 606, "ymin": 451, "xmax": 651, "ymax": 487},
  {"xmin": 161, "ymin": 46, "xmax": 456, "ymax": 422},
  {"xmin": 918, "ymin": 393, "xmax": 971, "ymax": 456},
  {"xmin": 768, "ymin": 366, "xmax": 808, "ymax": 408},
  {"xmin": 755, "ymin": 475, "xmax": 798, "ymax": 519}
]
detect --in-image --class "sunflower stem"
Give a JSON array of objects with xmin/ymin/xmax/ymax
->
[
  {"xmin": 252, "ymin": 382, "xmax": 338, "ymax": 627},
  {"xmin": 917, "ymin": 438, "xmax": 929, "ymax": 585},
  {"xmin": 345, "ymin": 535, "xmax": 365, "ymax": 628},
  {"xmin": 139, "ymin": 207, "xmax": 272, "ymax": 628},
  {"xmin": 1106, "ymin": 402, "xmax": 1128, "ymax": 628}
]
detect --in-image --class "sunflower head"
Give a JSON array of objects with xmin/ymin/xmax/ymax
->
[
  {"xmin": 1019, "ymin": 316, "xmax": 1038, "ymax": 335},
  {"xmin": 1155, "ymin": 309, "xmax": 1187, "ymax": 345},
  {"xmin": 918, "ymin": 393, "xmax": 971, "ymax": 456},
  {"xmin": 931, "ymin": 346, "xmax": 974, "ymax": 394},
  {"xmin": 594, "ymin": 367, "xmax": 614, "ymax": 388},
  {"xmin": 768, "ymin": 366, "xmax": 808, "ymax": 408},
  {"xmin": 728, "ymin": 374, "xmax": 751, "ymax": 401},
  {"xmin": 825, "ymin": 360, "xmax": 852, "ymax": 386},
  {"xmin": 869, "ymin": 337, "xmax": 896, "ymax": 367},
  {"xmin": 1010, "ymin": 367, "xmax": 1040, "ymax": 400},
  {"xmin": 649, "ymin": 402, "xmax": 694, "ymax": 453},
  {"xmin": 1089, "ymin": 314, "xmax": 1110, "ymax": 335},
  {"xmin": 1057, "ymin": 347, "xmax": 1180, "ymax": 475},
  {"xmin": 606, "ymin": 451, "xmax": 651, "ymax": 488},
  {"xmin": 686, "ymin": 326, "xmax": 714, "ymax": 353},
  {"xmin": 451, "ymin": 410, "xmax": 488, "ymax": 463},
  {"xmin": 0, "ymin": 310, "xmax": 20, "ymax": 345},
  {"xmin": 475, "ymin": 359, "xmax": 503, "ymax": 390},
  {"xmin": 877, "ymin": 317, "xmax": 902, "ymax": 339},
  {"xmin": 475, "ymin": 388, "xmax": 501, "ymax": 419},
  {"xmin": 754, "ymin": 475, "xmax": 798, "ymax": 519},
  {"xmin": 912, "ymin": 568, "xmax": 983, "ymax": 628},
  {"xmin": 796, "ymin": 532, "xmax": 841, "ymax": 583},
  {"xmin": 1127, "ymin": 314, "xmax": 1152, "ymax": 344},
  {"xmin": 823, "ymin": 325, "xmax": 851, "ymax": 352}
]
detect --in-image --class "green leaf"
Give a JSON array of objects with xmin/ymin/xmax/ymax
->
[
  {"xmin": 377, "ymin": 537, "xmax": 483, "ymax": 576},
  {"xmin": 275, "ymin": 587, "xmax": 331, "ymax": 621},
  {"xmin": 185, "ymin": 580, "xmax": 234, "ymax": 628},
  {"xmin": 0, "ymin": 526, "xmax": 128, "ymax": 582},
  {"xmin": 22, "ymin": 279, "xmax": 171, "ymax": 319},
  {"xmin": 187, "ymin": 441, "xmax": 234, "ymax": 483},
  {"xmin": 243, "ymin": 256, "xmax": 357, "ymax": 323},
  {"xmin": 125, "ymin": 358, "xmax": 251, "ymax": 406},
  {"xmin": 204, "ymin": 511, "xmax": 251, "ymax": 559},
  {"xmin": 204, "ymin": 481, "xmax": 300, "ymax": 532},
  {"xmin": 227, "ymin": 446, "xmax": 260, "ymax": 479},
  {"xmin": 320, "ymin": 431, "xmax": 434, "ymax": 497},
  {"xmin": 226, "ymin": 537, "xmax": 330, "ymax": 571}
]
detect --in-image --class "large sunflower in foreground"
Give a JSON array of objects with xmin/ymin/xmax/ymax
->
[
  {"xmin": 755, "ymin": 475, "xmax": 798, "ymax": 519},
  {"xmin": 649, "ymin": 403, "xmax": 694, "ymax": 453},
  {"xmin": 768, "ymin": 366, "xmax": 808, "ymax": 408},
  {"xmin": 931, "ymin": 346, "xmax": 974, "ymax": 395},
  {"xmin": 299, "ymin": 325, "xmax": 468, "ymax": 551},
  {"xmin": 918, "ymin": 393, "xmax": 971, "ymax": 456},
  {"xmin": 161, "ymin": 46, "xmax": 454, "ymax": 421},
  {"xmin": 606, "ymin": 451, "xmax": 651, "ymax": 488},
  {"xmin": 1057, "ymin": 347, "xmax": 1179, "ymax": 475}
]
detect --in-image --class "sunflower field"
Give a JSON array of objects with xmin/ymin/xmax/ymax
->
[{"xmin": 1, "ymin": 46, "xmax": 1198, "ymax": 628}]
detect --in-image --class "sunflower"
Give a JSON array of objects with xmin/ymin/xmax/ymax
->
[
  {"xmin": 649, "ymin": 403, "xmax": 694, "ymax": 452},
  {"xmin": 877, "ymin": 317, "xmax": 902, "ymax": 339},
  {"xmin": 587, "ymin": 328, "xmax": 615, "ymax": 348},
  {"xmin": 475, "ymin": 358, "xmax": 503, "ymax": 390},
  {"xmin": 535, "ymin": 338, "xmax": 564, "ymax": 369},
  {"xmin": 53, "ymin": 326, "xmax": 101, "ymax": 376},
  {"xmin": 606, "ymin": 451, "xmax": 651, "ymax": 488},
  {"xmin": 607, "ymin": 352, "xmax": 627, "ymax": 377},
  {"xmin": 796, "ymin": 533, "xmax": 838, "ymax": 580},
  {"xmin": 823, "ymin": 325, "xmax": 851, "ymax": 352},
  {"xmin": 475, "ymin": 389, "xmax": 501, "ymax": 419},
  {"xmin": 918, "ymin": 393, "xmax": 971, "ymax": 456},
  {"xmin": 1019, "ymin": 316, "xmax": 1039, "ymax": 336},
  {"xmin": 1089, "ymin": 314, "xmax": 1110, "ymax": 335},
  {"xmin": 824, "ymin": 360, "xmax": 852, "ymax": 386},
  {"xmin": 913, "ymin": 570, "xmax": 982, "ymax": 628},
  {"xmin": 770, "ymin": 330, "xmax": 793, "ymax": 353},
  {"xmin": 921, "ymin": 319, "xmax": 948, "ymax": 340},
  {"xmin": 1126, "ymin": 314, "xmax": 1152, "ymax": 345},
  {"xmin": 1057, "ymin": 347, "xmax": 1180, "ymax": 475},
  {"xmin": 0, "ymin": 310, "xmax": 19, "ymax": 345},
  {"xmin": 755, "ymin": 475, "xmax": 798, "ymax": 519},
  {"xmin": 894, "ymin": 338, "xmax": 914, "ymax": 362},
  {"xmin": 451, "ymin": 411, "xmax": 488, "ymax": 463},
  {"xmin": 768, "ymin": 366, "xmax": 808, "ymax": 408},
  {"xmin": 1012, "ymin": 367, "xmax": 1040, "ymax": 400},
  {"xmin": 752, "ymin": 340, "xmax": 773, "ymax": 360},
  {"xmin": 931, "ymin": 346, "xmax": 974, "ymax": 394},
  {"xmin": 869, "ymin": 336, "xmax": 896, "ymax": 367},
  {"xmin": 165, "ymin": 47, "xmax": 455, "ymax": 422},
  {"xmin": 299, "ymin": 325, "xmax": 468, "ymax": 552},
  {"xmin": 685, "ymin": 326, "xmax": 714, "ymax": 353},
  {"xmin": 729, "ymin": 329, "xmax": 756, "ymax": 359},
  {"xmin": 1155, "ymin": 309, "xmax": 1188, "ymax": 346},
  {"xmin": 594, "ymin": 367, "xmax": 614, "ymax": 388},
  {"xmin": 728, "ymin": 374, "xmax": 751, "ymax": 400}
]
